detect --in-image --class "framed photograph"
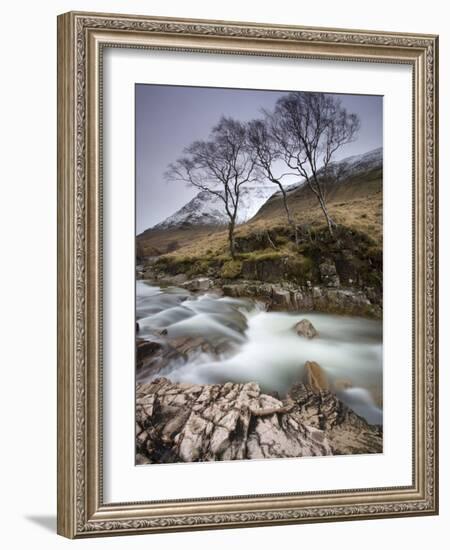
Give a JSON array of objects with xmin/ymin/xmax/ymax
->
[{"xmin": 57, "ymin": 11, "xmax": 439, "ymax": 538}]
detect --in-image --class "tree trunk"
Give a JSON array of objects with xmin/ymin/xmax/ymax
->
[
  {"xmin": 280, "ymin": 186, "xmax": 298, "ymax": 245},
  {"xmin": 228, "ymin": 219, "xmax": 236, "ymax": 259},
  {"xmin": 304, "ymin": 178, "xmax": 336, "ymax": 239},
  {"xmin": 317, "ymin": 196, "xmax": 336, "ymax": 237}
]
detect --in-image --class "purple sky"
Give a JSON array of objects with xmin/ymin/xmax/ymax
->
[{"xmin": 136, "ymin": 84, "xmax": 382, "ymax": 234}]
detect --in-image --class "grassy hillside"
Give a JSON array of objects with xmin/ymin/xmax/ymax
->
[{"xmin": 137, "ymin": 162, "xmax": 382, "ymax": 264}]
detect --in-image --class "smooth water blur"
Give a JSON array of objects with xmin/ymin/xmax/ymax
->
[{"xmin": 136, "ymin": 281, "xmax": 383, "ymax": 425}]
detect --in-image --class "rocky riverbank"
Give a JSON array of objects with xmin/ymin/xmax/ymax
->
[
  {"xmin": 136, "ymin": 377, "xmax": 383, "ymax": 464},
  {"xmin": 221, "ymin": 280, "xmax": 381, "ymax": 318},
  {"xmin": 137, "ymin": 268, "xmax": 381, "ymax": 318},
  {"xmin": 138, "ymin": 224, "xmax": 382, "ymax": 319},
  {"xmin": 137, "ymin": 224, "xmax": 382, "ymax": 319}
]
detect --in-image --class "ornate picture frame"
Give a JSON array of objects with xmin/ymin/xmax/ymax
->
[{"xmin": 57, "ymin": 11, "xmax": 438, "ymax": 538}]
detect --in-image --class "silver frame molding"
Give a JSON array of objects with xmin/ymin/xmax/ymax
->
[{"xmin": 57, "ymin": 11, "xmax": 439, "ymax": 538}]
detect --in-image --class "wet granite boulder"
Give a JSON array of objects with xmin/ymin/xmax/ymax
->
[{"xmin": 294, "ymin": 319, "xmax": 318, "ymax": 339}]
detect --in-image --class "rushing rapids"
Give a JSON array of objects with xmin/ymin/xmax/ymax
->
[{"xmin": 136, "ymin": 280, "xmax": 383, "ymax": 426}]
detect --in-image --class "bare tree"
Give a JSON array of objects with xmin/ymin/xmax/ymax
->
[
  {"xmin": 165, "ymin": 117, "xmax": 256, "ymax": 259},
  {"xmin": 270, "ymin": 92, "xmax": 360, "ymax": 236},
  {"xmin": 247, "ymin": 118, "xmax": 299, "ymax": 243}
]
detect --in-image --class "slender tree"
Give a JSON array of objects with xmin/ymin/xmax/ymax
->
[
  {"xmin": 165, "ymin": 117, "xmax": 256, "ymax": 259},
  {"xmin": 270, "ymin": 92, "xmax": 360, "ymax": 236},
  {"xmin": 247, "ymin": 118, "xmax": 299, "ymax": 243}
]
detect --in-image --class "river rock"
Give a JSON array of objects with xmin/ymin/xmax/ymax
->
[
  {"xmin": 136, "ymin": 334, "xmax": 234, "ymax": 383},
  {"xmin": 136, "ymin": 378, "xmax": 382, "ymax": 464},
  {"xmin": 291, "ymin": 289, "xmax": 314, "ymax": 311},
  {"xmin": 271, "ymin": 287, "xmax": 291, "ymax": 309},
  {"xmin": 158, "ymin": 273, "xmax": 189, "ymax": 286},
  {"xmin": 165, "ymin": 335, "xmax": 226, "ymax": 357},
  {"xmin": 222, "ymin": 282, "xmax": 273, "ymax": 302},
  {"xmin": 304, "ymin": 361, "xmax": 329, "ymax": 391},
  {"xmin": 310, "ymin": 286, "xmax": 376, "ymax": 317},
  {"xmin": 136, "ymin": 339, "xmax": 163, "ymax": 370},
  {"xmin": 222, "ymin": 283, "xmax": 245, "ymax": 298},
  {"xmin": 182, "ymin": 277, "xmax": 212, "ymax": 291},
  {"xmin": 294, "ymin": 319, "xmax": 318, "ymax": 339}
]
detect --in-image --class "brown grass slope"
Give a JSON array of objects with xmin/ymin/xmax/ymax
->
[
  {"xmin": 137, "ymin": 224, "xmax": 223, "ymax": 260},
  {"xmin": 250, "ymin": 164, "xmax": 382, "ymax": 244}
]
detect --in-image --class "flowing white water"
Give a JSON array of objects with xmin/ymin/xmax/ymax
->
[{"xmin": 136, "ymin": 281, "xmax": 383, "ymax": 425}]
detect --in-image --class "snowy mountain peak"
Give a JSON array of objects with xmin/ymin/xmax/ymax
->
[
  {"xmin": 152, "ymin": 185, "xmax": 279, "ymax": 230},
  {"xmin": 332, "ymin": 147, "xmax": 382, "ymax": 173}
]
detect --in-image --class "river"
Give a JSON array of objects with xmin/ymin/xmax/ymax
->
[{"xmin": 136, "ymin": 280, "xmax": 383, "ymax": 425}]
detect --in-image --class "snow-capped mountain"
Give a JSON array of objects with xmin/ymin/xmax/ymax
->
[
  {"xmin": 152, "ymin": 185, "xmax": 280, "ymax": 230},
  {"xmin": 326, "ymin": 147, "xmax": 382, "ymax": 178},
  {"xmin": 271, "ymin": 147, "xmax": 382, "ymax": 199}
]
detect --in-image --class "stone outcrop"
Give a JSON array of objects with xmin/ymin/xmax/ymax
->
[
  {"xmin": 222, "ymin": 282, "xmax": 380, "ymax": 318},
  {"xmin": 136, "ymin": 378, "xmax": 382, "ymax": 464},
  {"xmin": 287, "ymin": 383, "xmax": 382, "ymax": 456}
]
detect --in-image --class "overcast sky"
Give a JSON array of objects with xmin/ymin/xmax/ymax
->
[{"xmin": 136, "ymin": 84, "xmax": 382, "ymax": 234}]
